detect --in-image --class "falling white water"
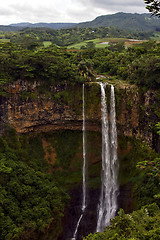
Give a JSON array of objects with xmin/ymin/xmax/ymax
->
[
  {"xmin": 71, "ymin": 214, "xmax": 83, "ymax": 240},
  {"xmin": 72, "ymin": 84, "xmax": 87, "ymax": 239},
  {"xmin": 110, "ymin": 85, "xmax": 119, "ymax": 221},
  {"xmin": 96, "ymin": 83, "xmax": 119, "ymax": 232},
  {"xmin": 82, "ymin": 83, "xmax": 87, "ymax": 212}
]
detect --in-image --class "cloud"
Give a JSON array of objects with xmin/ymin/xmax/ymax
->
[
  {"xmin": 80, "ymin": 0, "xmax": 146, "ymax": 9},
  {"xmin": 0, "ymin": 6, "xmax": 15, "ymax": 16},
  {"xmin": 0, "ymin": 2, "xmax": 63, "ymax": 23},
  {"xmin": 0, "ymin": 0, "xmax": 148, "ymax": 24},
  {"xmin": 66, "ymin": 0, "xmax": 147, "ymax": 22},
  {"xmin": 66, "ymin": 0, "xmax": 112, "ymax": 22}
]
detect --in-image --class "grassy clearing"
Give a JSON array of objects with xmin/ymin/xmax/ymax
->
[
  {"xmin": 67, "ymin": 38, "xmax": 109, "ymax": 49},
  {"xmin": 67, "ymin": 37, "xmax": 134, "ymax": 50},
  {"xmin": 0, "ymin": 39, "xmax": 10, "ymax": 42},
  {"xmin": 43, "ymin": 41, "xmax": 52, "ymax": 47}
]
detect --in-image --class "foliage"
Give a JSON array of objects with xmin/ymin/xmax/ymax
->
[
  {"xmin": 155, "ymin": 122, "xmax": 160, "ymax": 135},
  {"xmin": 145, "ymin": 0, "xmax": 160, "ymax": 17},
  {"xmin": 0, "ymin": 130, "xmax": 69, "ymax": 240},
  {"xmin": 2, "ymin": 25, "xmax": 156, "ymax": 48},
  {"xmin": 78, "ymin": 41, "xmax": 160, "ymax": 89},
  {"xmin": 135, "ymin": 123, "xmax": 160, "ymax": 208},
  {"xmin": 0, "ymin": 42, "xmax": 87, "ymax": 90},
  {"xmin": 48, "ymin": 130, "xmax": 80, "ymax": 170},
  {"xmin": 1, "ymin": 30, "xmax": 160, "ymax": 90},
  {"xmin": 84, "ymin": 203, "xmax": 160, "ymax": 240}
]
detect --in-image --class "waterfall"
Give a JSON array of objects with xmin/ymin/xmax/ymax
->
[
  {"xmin": 110, "ymin": 85, "xmax": 119, "ymax": 220},
  {"xmin": 96, "ymin": 83, "xmax": 119, "ymax": 232},
  {"xmin": 82, "ymin": 83, "xmax": 87, "ymax": 212},
  {"xmin": 72, "ymin": 84, "xmax": 87, "ymax": 239}
]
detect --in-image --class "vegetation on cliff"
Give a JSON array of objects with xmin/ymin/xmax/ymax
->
[
  {"xmin": 1, "ymin": 40, "xmax": 160, "ymax": 95},
  {"xmin": 0, "ymin": 42, "xmax": 90, "ymax": 88},
  {"xmin": 79, "ymin": 40, "xmax": 160, "ymax": 89},
  {"xmin": 0, "ymin": 128, "xmax": 69, "ymax": 240},
  {"xmin": 84, "ymin": 203, "xmax": 160, "ymax": 240},
  {"xmin": 1, "ymin": 36, "xmax": 160, "ymax": 94}
]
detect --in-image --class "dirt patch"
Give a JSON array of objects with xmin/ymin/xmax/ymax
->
[{"xmin": 42, "ymin": 138, "xmax": 57, "ymax": 166}]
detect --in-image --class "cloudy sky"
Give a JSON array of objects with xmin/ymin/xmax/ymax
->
[{"xmin": 0, "ymin": 0, "xmax": 148, "ymax": 25}]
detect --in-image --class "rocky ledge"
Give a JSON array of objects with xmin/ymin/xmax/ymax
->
[{"xmin": 0, "ymin": 79, "xmax": 160, "ymax": 150}]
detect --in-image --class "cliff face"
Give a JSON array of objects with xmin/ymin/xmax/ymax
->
[
  {"xmin": 114, "ymin": 83, "xmax": 158, "ymax": 147},
  {"xmin": 0, "ymin": 79, "xmax": 160, "ymax": 149},
  {"xmin": 4, "ymin": 80, "xmax": 83, "ymax": 133}
]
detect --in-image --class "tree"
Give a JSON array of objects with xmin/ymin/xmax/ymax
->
[
  {"xmin": 86, "ymin": 41, "xmax": 95, "ymax": 49},
  {"xmin": 145, "ymin": 0, "xmax": 160, "ymax": 17}
]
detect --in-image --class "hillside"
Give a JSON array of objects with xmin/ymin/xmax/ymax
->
[
  {"xmin": 10, "ymin": 22, "xmax": 77, "ymax": 29},
  {"xmin": 0, "ymin": 12, "xmax": 160, "ymax": 33},
  {"xmin": 0, "ymin": 23, "xmax": 76, "ymax": 32},
  {"xmin": 0, "ymin": 25, "xmax": 21, "ymax": 32},
  {"xmin": 77, "ymin": 12, "xmax": 160, "ymax": 31}
]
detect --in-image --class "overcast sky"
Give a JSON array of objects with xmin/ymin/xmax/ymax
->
[{"xmin": 0, "ymin": 0, "xmax": 148, "ymax": 25}]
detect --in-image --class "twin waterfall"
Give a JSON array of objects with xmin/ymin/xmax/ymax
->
[
  {"xmin": 72, "ymin": 83, "xmax": 119, "ymax": 239},
  {"xmin": 96, "ymin": 83, "xmax": 119, "ymax": 232}
]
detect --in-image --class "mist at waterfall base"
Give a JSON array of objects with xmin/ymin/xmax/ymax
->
[{"xmin": 59, "ymin": 83, "xmax": 119, "ymax": 240}]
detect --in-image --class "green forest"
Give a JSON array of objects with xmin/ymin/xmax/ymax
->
[
  {"xmin": 0, "ymin": 9, "xmax": 160, "ymax": 240},
  {"xmin": 1, "ymin": 38, "xmax": 160, "ymax": 90}
]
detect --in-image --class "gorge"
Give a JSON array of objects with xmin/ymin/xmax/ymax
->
[{"xmin": 0, "ymin": 78, "xmax": 160, "ymax": 240}]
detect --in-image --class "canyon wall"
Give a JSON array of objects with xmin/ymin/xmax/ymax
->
[{"xmin": 0, "ymin": 79, "xmax": 159, "ymax": 150}]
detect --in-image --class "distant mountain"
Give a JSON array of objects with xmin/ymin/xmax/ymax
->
[
  {"xmin": 0, "ymin": 12, "xmax": 160, "ymax": 32},
  {"xmin": 0, "ymin": 25, "xmax": 21, "ymax": 32},
  {"xmin": 9, "ymin": 22, "xmax": 77, "ymax": 29},
  {"xmin": 77, "ymin": 12, "xmax": 160, "ymax": 31}
]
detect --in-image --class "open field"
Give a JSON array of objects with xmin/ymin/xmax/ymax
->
[
  {"xmin": 67, "ymin": 38, "xmax": 147, "ymax": 49},
  {"xmin": 0, "ymin": 39, "xmax": 10, "ymax": 42},
  {"xmin": 150, "ymin": 32, "xmax": 160, "ymax": 40},
  {"xmin": 67, "ymin": 38, "xmax": 109, "ymax": 49}
]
